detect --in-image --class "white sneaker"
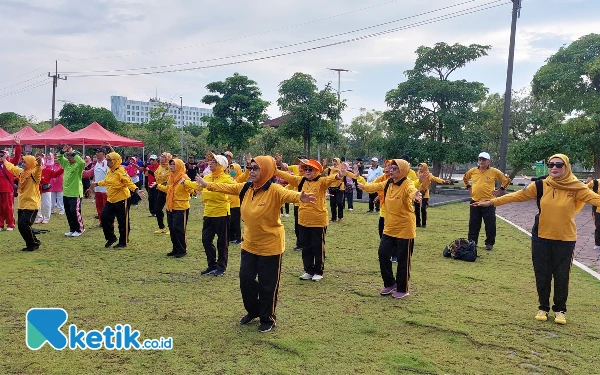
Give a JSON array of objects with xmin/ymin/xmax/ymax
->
[
  {"xmin": 71, "ymin": 229, "xmax": 85, "ymax": 237},
  {"xmin": 42, "ymin": 219, "xmax": 49, "ymax": 224},
  {"xmin": 348, "ymin": 208, "xmax": 353, "ymax": 211},
  {"xmin": 284, "ymin": 213, "xmax": 290, "ymax": 217},
  {"xmin": 595, "ymin": 245, "xmax": 600, "ymax": 251},
  {"xmin": 6, "ymin": 227, "xmax": 14, "ymax": 231},
  {"xmin": 312, "ymin": 274, "xmax": 323, "ymax": 282},
  {"xmin": 65, "ymin": 232, "xmax": 74, "ymax": 237},
  {"xmin": 299, "ymin": 272, "xmax": 314, "ymax": 280},
  {"xmin": 35, "ymin": 218, "xmax": 43, "ymax": 224}
]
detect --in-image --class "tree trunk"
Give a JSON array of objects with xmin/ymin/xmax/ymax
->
[
  {"xmin": 594, "ymin": 154, "xmax": 600, "ymax": 179},
  {"xmin": 508, "ymin": 164, "xmax": 525, "ymax": 180},
  {"xmin": 432, "ymin": 160, "xmax": 442, "ymax": 178}
]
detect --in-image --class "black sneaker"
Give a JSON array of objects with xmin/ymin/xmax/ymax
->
[
  {"xmin": 214, "ymin": 269, "xmax": 225, "ymax": 276},
  {"xmin": 113, "ymin": 243, "xmax": 127, "ymax": 249},
  {"xmin": 174, "ymin": 252, "xmax": 187, "ymax": 258},
  {"xmin": 258, "ymin": 321, "xmax": 275, "ymax": 333},
  {"xmin": 293, "ymin": 246, "xmax": 303, "ymax": 251},
  {"xmin": 166, "ymin": 251, "xmax": 176, "ymax": 257},
  {"xmin": 240, "ymin": 315, "xmax": 257, "ymax": 325},
  {"xmin": 201, "ymin": 267, "xmax": 217, "ymax": 275},
  {"xmin": 105, "ymin": 238, "xmax": 118, "ymax": 248},
  {"xmin": 233, "ymin": 240, "xmax": 242, "ymax": 245},
  {"xmin": 485, "ymin": 244, "xmax": 493, "ymax": 251},
  {"xmin": 21, "ymin": 247, "xmax": 36, "ymax": 251}
]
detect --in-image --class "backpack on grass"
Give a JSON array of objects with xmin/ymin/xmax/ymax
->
[{"xmin": 443, "ymin": 238, "xmax": 477, "ymax": 262}]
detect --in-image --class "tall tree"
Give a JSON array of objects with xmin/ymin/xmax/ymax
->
[
  {"xmin": 58, "ymin": 103, "xmax": 121, "ymax": 132},
  {"xmin": 343, "ymin": 108, "xmax": 387, "ymax": 159},
  {"xmin": 532, "ymin": 33, "xmax": 600, "ymax": 176},
  {"xmin": 145, "ymin": 104, "xmax": 177, "ymax": 154},
  {"xmin": 277, "ymin": 73, "xmax": 343, "ymax": 158},
  {"xmin": 384, "ymin": 42, "xmax": 490, "ymax": 175},
  {"xmin": 0, "ymin": 112, "xmax": 29, "ymax": 133},
  {"xmin": 201, "ymin": 73, "xmax": 269, "ymax": 152}
]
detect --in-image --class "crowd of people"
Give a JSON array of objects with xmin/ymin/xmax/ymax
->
[{"xmin": 2, "ymin": 138, "xmax": 600, "ymax": 331}]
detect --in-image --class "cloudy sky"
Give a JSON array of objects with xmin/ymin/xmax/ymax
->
[{"xmin": 0, "ymin": 0, "xmax": 597, "ymax": 125}]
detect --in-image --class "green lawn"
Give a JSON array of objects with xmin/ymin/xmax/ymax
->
[{"xmin": 2, "ymin": 198, "xmax": 599, "ymax": 374}]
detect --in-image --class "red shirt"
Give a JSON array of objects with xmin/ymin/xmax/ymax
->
[{"xmin": 0, "ymin": 145, "xmax": 21, "ymax": 193}]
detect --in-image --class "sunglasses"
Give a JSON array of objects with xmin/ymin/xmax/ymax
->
[
  {"xmin": 478, "ymin": 157, "xmax": 489, "ymax": 161},
  {"xmin": 547, "ymin": 162, "xmax": 565, "ymax": 169},
  {"xmin": 302, "ymin": 167, "xmax": 314, "ymax": 172},
  {"xmin": 247, "ymin": 166, "xmax": 260, "ymax": 172}
]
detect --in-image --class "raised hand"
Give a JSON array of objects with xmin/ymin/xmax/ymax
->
[
  {"xmin": 322, "ymin": 158, "xmax": 328, "ymax": 167},
  {"xmin": 414, "ymin": 191, "xmax": 422, "ymax": 204},
  {"xmin": 353, "ymin": 165, "xmax": 359, "ymax": 175},
  {"xmin": 35, "ymin": 155, "xmax": 43, "ymax": 165},
  {"xmin": 356, "ymin": 182, "xmax": 365, "ymax": 190},
  {"xmin": 585, "ymin": 176, "xmax": 593, "ymax": 183},
  {"xmin": 492, "ymin": 189, "xmax": 502, "ymax": 197},
  {"xmin": 444, "ymin": 179, "xmax": 452, "ymax": 184},
  {"xmin": 274, "ymin": 153, "xmax": 283, "ymax": 165},
  {"xmin": 137, "ymin": 190, "xmax": 147, "ymax": 200},
  {"xmin": 300, "ymin": 191, "xmax": 317, "ymax": 204},
  {"xmin": 13, "ymin": 136, "xmax": 20, "ymax": 145},
  {"xmin": 246, "ymin": 153, "xmax": 252, "ymax": 166},
  {"xmin": 419, "ymin": 172, "xmax": 429, "ymax": 182},
  {"xmin": 195, "ymin": 174, "xmax": 207, "ymax": 188},
  {"xmin": 62, "ymin": 144, "xmax": 71, "ymax": 152}
]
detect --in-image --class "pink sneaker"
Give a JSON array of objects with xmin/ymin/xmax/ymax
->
[
  {"xmin": 41, "ymin": 219, "xmax": 50, "ymax": 224},
  {"xmin": 380, "ymin": 284, "xmax": 397, "ymax": 295},
  {"xmin": 392, "ymin": 291, "xmax": 410, "ymax": 299},
  {"xmin": 35, "ymin": 218, "xmax": 43, "ymax": 224}
]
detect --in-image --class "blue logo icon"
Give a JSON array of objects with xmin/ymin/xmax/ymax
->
[{"xmin": 26, "ymin": 308, "xmax": 68, "ymax": 350}]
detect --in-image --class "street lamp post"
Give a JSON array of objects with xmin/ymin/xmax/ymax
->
[
  {"xmin": 180, "ymin": 96, "xmax": 184, "ymax": 158},
  {"xmin": 327, "ymin": 68, "xmax": 349, "ymax": 133}
]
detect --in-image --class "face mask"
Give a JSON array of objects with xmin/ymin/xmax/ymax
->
[{"xmin": 229, "ymin": 171, "xmax": 236, "ymax": 177}]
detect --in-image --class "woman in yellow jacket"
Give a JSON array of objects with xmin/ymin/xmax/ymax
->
[
  {"xmin": 415, "ymin": 163, "xmax": 452, "ymax": 228},
  {"xmin": 153, "ymin": 152, "xmax": 172, "ymax": 234},
  {"xmin": 472, "ymin": 154, "xmax": 600, "ymax": 325},
  {"xmin": 228, "ymin": 162, "xmax": 249, "ymax": 245},
  {"xmin": 91, "ymin": 152, "xmax": 146, "ymax": 249},
  {"xmin": 153, "ymin": 158, "xmax": 197, "ymax": 258},
  {"xmin": 4, "ymin": 155, "xmax": 42, "ymax": 251},
  {"xmin": 358, "ymin": 159, "xmax": 422, "ymax": 299},
  {"xmin": 193, "ymin": 155, "xmax": 316, "ymax": 332}
]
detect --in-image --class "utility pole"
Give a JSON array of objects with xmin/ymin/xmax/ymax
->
[
  {"xmin": 499, "ymin": 0, "xmax": 521, "ymax": 173},
  {"xmin": 327, "ymin": 68, "xmax": 349, "ymax": 133},
  {"xmin": 48, "ymin": 60, "xmax": 67, "ymax": 128},
  {"xmin": 180, "ymin": 96, "xmax": 184, "ymax": 158}
]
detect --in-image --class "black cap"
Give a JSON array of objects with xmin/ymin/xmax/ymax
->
[
  {"xmin": 400, "ymin": 154, "xmax": 410, "ymax": 162},
  {"xmin": 355, "ymin": 157, "xmax": 363, "ymax": 161},
  {"xmin": 95, "ymin": 148, "xmax": 106, "ymax": 154}
]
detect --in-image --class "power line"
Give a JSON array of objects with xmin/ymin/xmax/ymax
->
[
  {"xmin": 0, "ymin": 62, "xmax": 54, "ymax": 86},
  {"xmin": 0, "ymin": 80, "xmax": 48, "ymax": 99},
  {"xmin": 60, "ymin": 0, "xmax": 502, "ymax": 75},
  {"xmin": 0, "ymin": 74, "xmax": 46, "ymax": 92},
  {"xmin": 58, "ymin": 0, "xmax": 406, "ymax": 62},
  {"xmin": 65, "ymin": 2, "xmax": 509, "ymax": 78}
]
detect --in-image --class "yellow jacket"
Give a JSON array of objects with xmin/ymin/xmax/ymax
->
[
  {"xmin": 463, "ymin": 167, "xmax": 511, "ymax": 201},
  {"xmin": 418, "ymin": 174, "xmax": 446, "ymax": 198},
  {"xmin": 361, "ymin": 178, "xmax": 418, "ymax": 239},
  {"xmin": 205, "ymin": 181, "xmax": 301, "ymax": 255},
  {"xmin": 228, "ymin": 165, "xmax": 249, "ymax": 209},
  {"xmin": 184, "ymin": 170, "xmax": 234, "ymax": 217},
  {"xmin": 4, "ymin": 161, "xmax": 42, "ymax": 210},
  {"xmin": 492, "ymin": 181, "xmax": 600, "ymax": 241},
  {"xmin": 154, "ymin": 165, "xmax": 171, "ymax": 185},
  {"xmin": 97, "ymin": 153, "xmax": 138, "ymax": 203},
  {"xmin": 275, "ymin": 169, "xmax": 339, "ymax": 227}
]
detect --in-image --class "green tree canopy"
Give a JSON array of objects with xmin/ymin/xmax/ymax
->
[
  {"xmin": 0, "ymin": 112, "xmax": 29, "ymax": 133},
  {"xmin": 342, "ymin": 108, "xmax": 387, "ymax": 159},
  {"xmin": 145, "ymin": 104, "xmax": 177, "ymax": 154},
  {"xmin": 276, "ymin": 72, "xmax": 344, "ymax": 158},
  {"xmin": 58, "ymin": 103, "xmax": 121, "ymax": 132},
  {"xmin": 532, "ymin": 33, "xmax": 600, "ymax": 176},
  {"xmin": 384, "ymin": 42, "xmax": 490, "ymax": 174},
  {"xmin": 201, "ymin": 73, "xmax": 269, "ymax": 152}
]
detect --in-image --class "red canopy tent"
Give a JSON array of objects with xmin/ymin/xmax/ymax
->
[
  {"xmin": 0, "ymin": 126, "xmax": 38, "ymax": 145},
  {"xmin": 19, "ymin": 124, "xmax": 72, "ymax": 146},
  {"xmin": 0, "ymin": 128, "xmax": 9, "ymax": 138},
  {"xmin": 60, "ymin": 122, "xmax": 144, "ymax": 147}
]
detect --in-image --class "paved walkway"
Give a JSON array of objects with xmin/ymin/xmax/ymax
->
[{"xmin": 496, "ymin": 201, "xmax": 600, "ymax": 272}]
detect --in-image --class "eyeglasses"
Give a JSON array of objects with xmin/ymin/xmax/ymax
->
[
  {"xmin": 302, "ymin": 167, "xmax": 314, "ymax": 172},
  {"xmin": 547, "ymin": 162, "xmax": 565, "ymax": 169},
  {"xmin": 478, "ymin": 157, "xmax": 488, "ymax": 161},
  {"xmin": 390, "ymin": 165, "xmax": 399, "ymax": 171},
  {"xmin": 247, "ymin": 166, "xmax": 260, "ymax": 172}
]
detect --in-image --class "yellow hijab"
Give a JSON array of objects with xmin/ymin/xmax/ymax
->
[
  {"xmin": 392, "ymin": 159, "xmax": 410, "ymax": 181},
  {"xmin": 545, "ymin": 154, "xmax": 589, "ymax": 213},
  {"xmin": 417, "ymin": 163, "xmax": 429, "ymax": 178},
  {"xmin": 252, "ymin": 155, "xmax": 276, "ymax": 190},
  {"xmin": 166, "ymin": 159, "xmax": 189, "ymax": 211},
  {"xmin": 18, "ymin": 155, "xmax": 38, "ymax": 193}
]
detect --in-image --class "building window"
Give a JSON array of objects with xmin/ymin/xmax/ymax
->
[
  {"xmin": 127, "ymin": 105, "xmax": 130, "ymax": 109},
  {"xmin": 127, "ymin": 111, "xmax": 130, "ymax": 115},
  {"xmin": 127, "ymin": 117, "xmax": 130, "ymax": 121}
]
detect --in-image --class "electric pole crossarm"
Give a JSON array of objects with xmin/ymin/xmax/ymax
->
[{"xmin": 49, "ymin": 60, "xmax": 67, "ymax": 128}]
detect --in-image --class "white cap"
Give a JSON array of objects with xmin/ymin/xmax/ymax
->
[
  {"xmin": 371, "ymin": 157, "xmax": 379, "ymax": 162},
  {"xmin": 478, "ymin": 152, "xmax": 491, "ymax": 160},
  {"xmin": 213, "ymin": 154, "xmax": 229, "ymax": 169},
  {"xmin": 149, "ymin": 154, "xmax": 158, "ymax": 159}
]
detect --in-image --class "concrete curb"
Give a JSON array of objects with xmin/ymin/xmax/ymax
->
[
  {"xmin": 497, "ymin": 215, "xmax": 600, "ymax": 282},
  {"xmin": 429, "ymin": 197, "xmax": 471, "ymax": 207}
]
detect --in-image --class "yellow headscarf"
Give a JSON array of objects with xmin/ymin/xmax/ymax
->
[
  {"xmin": 166, "ymin": 159, "xmax": 189, "ymax": 211},
  {"xmin": 160, "ymin": 152, "xmax": 172, "ymax": 166},
  {"xmin": 392, "ymin": 159, "xmax": 410, "ymax": 181},
  {"xmin": 230, "ymin": 163, "xmax": 242, "ymax": 180},
  {"xmin": 107, "ymin": 152, "xmax": 122, "ymax": 171},
  {"xmin": 545, "ymin": 154, "xmax": 589, "ymax": 213},
  {"xmin": 18, "ymin": 155, "xmax": 38, "ymax": 193},
  {"xmin": 252, "ymin": 155, "xmax": 276, "ymax": 190},
  {"xmin": 418, "ymin": 162, "xmax": 430, "ymax": 178}
]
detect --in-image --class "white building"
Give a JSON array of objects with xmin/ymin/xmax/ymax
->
[{"xmin": 110, "ymin": 96, "xmax": 213, "ymax": 127}]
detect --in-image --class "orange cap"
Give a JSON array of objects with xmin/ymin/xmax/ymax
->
[{"xmin": 305, "ymin": 159, "xmax": 323, "ymax": 173}]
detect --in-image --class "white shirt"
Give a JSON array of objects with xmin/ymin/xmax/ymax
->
[
  {"xmin": 93, "ymin": 160, "xmax": 109, "ymax": 193},
  {"xmin": 367, "ymin": 165, "xmax": 383, "ymax": 183}
]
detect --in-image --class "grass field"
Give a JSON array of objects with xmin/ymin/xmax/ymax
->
[{"xmin": 2, "ymin": 198, "xmax": 600, "ymax": 375}]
